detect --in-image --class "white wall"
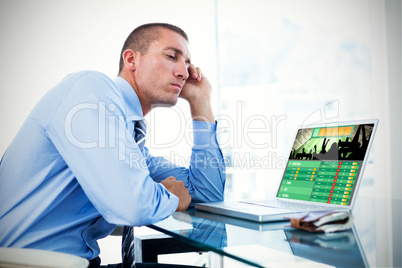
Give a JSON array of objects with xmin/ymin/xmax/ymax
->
[{"xmin": 385, "ymin": 1, "xmax": 401, "ymax": 266}]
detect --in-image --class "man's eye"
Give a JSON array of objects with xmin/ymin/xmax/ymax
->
[{"xmin": 167, "ymin": 55, "xmax": 176, "ymax": 60}]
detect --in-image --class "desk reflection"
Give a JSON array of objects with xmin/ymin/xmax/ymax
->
[
  {"xmin": 156, "ymin": 209, "xmax": 369, "ymax": 267},
  {"xmin": 285, "ymin": 228, "xmax": 368, "ymax": 267},
  {"xmin": 172, "ymin": 211, "xmax": 227, "ymax": 249}
]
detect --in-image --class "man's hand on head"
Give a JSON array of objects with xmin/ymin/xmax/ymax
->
[
  {"xmin": 180, "ymin": 65, "xmax": 211, "ymax": 101},
  {"xmin": 179, "ymin": 64, "xmax": 214, "ymax": 122},
  {"xmin": 160, "ymin": 176, "xmax": 191, "ymax": 211}
]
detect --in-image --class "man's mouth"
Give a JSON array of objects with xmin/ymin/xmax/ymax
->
[{"xmin": 171, "ymin": 83, "xmax": 182, "ymax": 91}]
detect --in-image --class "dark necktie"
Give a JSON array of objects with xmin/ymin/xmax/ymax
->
[{"xmin": 122, "ymin": 120, "xmax": 147, "ymax": 268}]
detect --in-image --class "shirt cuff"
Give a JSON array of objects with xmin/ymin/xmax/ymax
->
[{"xmin": 192, "ymin": 120, "xmax": 219, "ymax": 148}]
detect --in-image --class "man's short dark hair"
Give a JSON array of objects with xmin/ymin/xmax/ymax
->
[{"xmin": 118, "ymin": 23, "xmax": 189, "ymax": 74}]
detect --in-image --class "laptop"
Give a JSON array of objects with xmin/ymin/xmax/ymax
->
[{"xmin": 195, "ymin": 119, "xmax": 378, "ymax": 222}]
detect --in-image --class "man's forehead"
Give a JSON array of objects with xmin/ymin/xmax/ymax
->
[{"xmin": 155, "ymin": 28, "xmax": 191, "ymax": 59}]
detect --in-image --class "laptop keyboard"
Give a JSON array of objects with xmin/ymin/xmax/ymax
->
[{"xmin": 241, "ymin": 199, "xmax": 330, "ymax": 211}]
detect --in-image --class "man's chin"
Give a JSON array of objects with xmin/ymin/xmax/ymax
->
[{"xmin": 152, "ymin": 98, "xmax": 178, "ymax": 109}]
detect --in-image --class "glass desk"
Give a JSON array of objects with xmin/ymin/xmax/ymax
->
[{"xmin": 148, "ymin": 196, "xmax": 401, "ymax": 267}]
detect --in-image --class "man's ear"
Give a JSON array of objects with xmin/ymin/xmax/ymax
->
[{"xmin": 122, "ymin": 49, "xmax": 138, "ymax": 72}]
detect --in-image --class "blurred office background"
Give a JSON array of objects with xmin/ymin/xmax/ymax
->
[{"xmin": 0, "ymin": 0, "xmax": 400, "ymax": 266}]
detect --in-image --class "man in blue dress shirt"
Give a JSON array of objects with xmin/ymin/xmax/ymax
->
[{"xmin": 0, "ymin": 23, "xmax": 225, "ymax": 266}]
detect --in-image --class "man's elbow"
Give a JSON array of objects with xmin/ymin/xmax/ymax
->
[{"xmin": 194, "ymin": 184, "xmax": 225, "ymax": 203}]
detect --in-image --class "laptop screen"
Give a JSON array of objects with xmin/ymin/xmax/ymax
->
[{"xmin": 276, "ymin": 123, "xmax": 375, "ymax": 206}]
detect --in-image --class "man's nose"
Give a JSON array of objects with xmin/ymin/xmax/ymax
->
[{"xmin": 174, "ymin": 60, "xmax": 189, "ymax": 80}]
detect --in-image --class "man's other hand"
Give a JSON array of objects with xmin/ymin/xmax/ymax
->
[
  {"xmin": 179, "ymin": 65, "xmax": 214, "ymax": 122},
  {"xmin": 160, "ymin": 176, "xmax": 191, "ymax": 211}
]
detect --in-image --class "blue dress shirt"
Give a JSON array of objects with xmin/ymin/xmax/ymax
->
[{"xmin": 0, "ymin": 71, "xmax": 226, "ymax": 260}]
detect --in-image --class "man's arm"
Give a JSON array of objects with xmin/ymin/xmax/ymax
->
[
  {"xmin": 146, "ymin": 66, "xmax": 226, "ymax": 204},
  {"xmin": 144, "ymin": 121, "xmax": 226, "ymax": 204}
]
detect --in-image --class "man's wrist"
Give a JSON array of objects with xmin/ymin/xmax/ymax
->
[{"xmin": 189, "ymin": 98, "xmax": 214, "ymax": 122}]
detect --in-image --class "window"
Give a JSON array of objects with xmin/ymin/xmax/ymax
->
[{"xmin": 215, "ymin": 0, "xmax": 375, "ymax": 199}]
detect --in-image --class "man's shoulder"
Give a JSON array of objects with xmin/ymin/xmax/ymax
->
[
  {"xmin": 65, "ymin": 70, "xmax": 113, "ymax": 83},
  {"xmin": 37, "ymin": 70, "xmax": 122, "ymax": 114},
  {"xmin": 61, "ymin": 70, "xmax": 120, "ymax": 98}
]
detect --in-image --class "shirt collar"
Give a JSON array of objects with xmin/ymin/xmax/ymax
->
[{"xmin": 113, "ymin": 77, "xmax": 144, "ymax": 122}]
